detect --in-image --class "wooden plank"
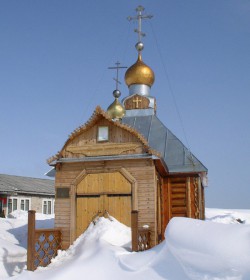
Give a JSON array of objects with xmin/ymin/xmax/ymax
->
[
  {"xmin": 54, "ymin": 202, "xmax": 70, "ymax": 207},
  {"xmin": 131, "ymin": 211, "xmax": 138, "ymax": 251},
  {"xmin": 171, "ymin": 188, "xmax": 186, "ymax": 194},
  {"xmin": 172, "ymin": 206, "xmax": 187, "ymax": 214},
  {"xmin": 171, "ymin": 199, "xmax": 186, "ymax": 206},
  {"xmin": 171, "ymin": 213, "xmax": 187, "ymax": 217},
  {"xmin": 171, "ymin": 193, "xmax": 186, "ymax": 199},
  {"xmin": 54, "ymin": 207, "xmax": 70, "ymax": 212},
  {"xmin": 169, "ymin": 178, "xmax": 187, "ymax": 183}
]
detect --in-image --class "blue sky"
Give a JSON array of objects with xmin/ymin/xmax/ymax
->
[{"xmin": 0, "ymin": 1, "xmax": 249, "ymax": 209}]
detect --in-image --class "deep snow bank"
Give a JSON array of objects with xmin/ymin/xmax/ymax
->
[
  {"xmin": 165, "ymin": 218, "xmax": 250, "ymax": 279},
  {"xmin": 13, "ymin": 215, "xmax": 250, "ymax": 280}
]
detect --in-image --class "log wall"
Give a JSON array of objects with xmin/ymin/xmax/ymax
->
[{"xmin": 161, "ymin": 175, "xmax": 205, "ymax": 237}]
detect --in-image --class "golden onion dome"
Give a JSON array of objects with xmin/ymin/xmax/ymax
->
[
  {"xmin": 107, "ymin": 90, "xmax": 125, "ymax": 120},
  {"xmin": 125, "ymin": 54, "xmax": 155, "ymax": 87}
]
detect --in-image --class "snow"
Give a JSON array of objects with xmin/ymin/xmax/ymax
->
[
  {"xmin": 0, "ymin": 209, "xmax": 250, "ymax": 280},
  {"xmin": 206, "ymin": 208, "xmax": 250, "ymax": 224}
]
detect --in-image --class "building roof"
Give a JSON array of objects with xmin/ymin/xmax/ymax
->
[
  {"xmin": 46, "ymin": 107, "xmax": 207, "ymax": 175},
  {"xmin": 0, "ymin": 174, "xmax": 55, "ymax": 196},
  {"xmin": 122, "ymin": 115, "xmax": 207, "ymax": 173}
]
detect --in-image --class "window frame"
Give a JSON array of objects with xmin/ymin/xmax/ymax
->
[
  {"xmin": 7, "ymin": 197, "xmax": 31, "ymax": 214},
  {"xmin": 42, "ymin": 199, "xmax": 54, "ymax": 215},
  {"xmin": 97, "ymin": 126, "xmax": 109, "ymax": 142}
]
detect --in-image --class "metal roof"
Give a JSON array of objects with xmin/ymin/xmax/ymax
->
[
  {"xmin": 54, "ymin": 154, "xmax": 153, "ymax": 164},
  {"xmin": 122, "ymin": 115, "xmax": 207, "ymax": 173},
  {"xmin": 0, "ymin": 174, "xmax": 55, "ymax": 196}
]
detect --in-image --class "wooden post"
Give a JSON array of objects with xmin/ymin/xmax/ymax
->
[
  {"xmin": 27, "ymin": 210, "xmax": 36, "ymax": 271},
  {"xmin": 131, "ymin": 210, "xmax": 138, "ymax": 252}
]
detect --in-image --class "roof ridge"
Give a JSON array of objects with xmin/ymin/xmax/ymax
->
[{"xmin": 0, "ymin": 173, "xmax": 54, "ymax": 181}]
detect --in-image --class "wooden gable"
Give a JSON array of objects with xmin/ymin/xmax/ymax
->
[
  {"xmin": 47, "ymin": 106, "xmax": 154, "ymax": 164},
  {"xmin": 63, "ymin": 118, "xmax": 148, "ymax": 158}
]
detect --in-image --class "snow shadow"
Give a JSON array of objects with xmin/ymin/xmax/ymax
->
[
  {"xmin": 2, "ymin": 247, "xmax": 26, "ymax": 277},
  {"xmin": 7, "ymin": 218, "xmax": 55, "ymax": 249}
]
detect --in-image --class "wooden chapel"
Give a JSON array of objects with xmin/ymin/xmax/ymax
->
[{"xmin": 47, "ymin": 6, "xmax": 208, "ymax": 250}]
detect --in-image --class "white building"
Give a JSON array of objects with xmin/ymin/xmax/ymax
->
[{"xmin": 0, "ymin": 174, "xmax": 55, "ymax": 217}]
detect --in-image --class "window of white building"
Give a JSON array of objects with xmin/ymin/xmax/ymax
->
[
  {"xmin": 7, "ymin": 197, "xmax": 31, "ymax": 215},
  {"xmin": 8, "ymin": 198, "xmax": 18, "ymax": 214},
  {"xmin": 20, "ymin": 199, "xmax": 30, "ymax": 211},
  {"xmin": 42, "ymin": 199, "xmax": 54, "ymax": 214}
]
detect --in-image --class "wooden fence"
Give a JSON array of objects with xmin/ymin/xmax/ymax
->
[
  {"xmin": 27, "ymin": 210, "xmax": 149, "ymax": 270},
  {"xmin": 131, "ymin": 210, "xmax": 151, "ymax": 252},
  {"xmin": 27, "ymin": 210, "xmax": 62, "ymax": 271}
]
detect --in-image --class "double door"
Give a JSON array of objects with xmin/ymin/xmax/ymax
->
[{"xmin": 76, "ymin": 172, "xmax": 131, "ymax": 238}]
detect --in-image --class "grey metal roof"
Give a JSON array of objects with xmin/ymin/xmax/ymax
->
[
  {"xmin": 122, "ymin": 115, "xmax": 207, "ymax": 173},
  {"xmin": 0, "ymin": 174, "xmax": 55, "ymax": 196}
]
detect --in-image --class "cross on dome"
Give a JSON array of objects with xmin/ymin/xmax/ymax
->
[
  {"xmin": 127, "ymin": 5, "xmax": 153, "ymax": 53},
  {"xmin": 123, "ymin": 6, "xmax": 156, "ymax": 116},
  {"xmin": 107, "ymin": 61, "xmax": 127, "ymax": 120},
  {"xmin": 108, "ymin": 61, "xmax": 127, "ymax": 91}
]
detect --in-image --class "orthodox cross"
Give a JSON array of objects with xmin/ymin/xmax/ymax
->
[
  {"xmin": 108, "ymin": 61, "xmax": 127, "ymax": 90},
  {"xmin": 133, "ymin": 96, "xmax": 142, "ymax": 109},
  {"xmin": 127, "ymin": 5, "xmax": 153, "ymax": 43}
]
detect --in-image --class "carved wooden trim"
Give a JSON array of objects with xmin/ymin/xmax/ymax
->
[
  {"xmin": 197, "ymin": 177, "xmax": 202, "ymax": 219},
  {"xmin": 193, "ymin": 177, "xmax": 200, "ymax": 219},
  {"xmin": 47, "ymin": 106, "xmax": 152, "ymax": 164},
  {"xmin": 65, "ymin": 142, "xmax": 142, "ymax": 157},
  {"xmin": 27, "ymin": 211, "xmax": 62, "ymax": 271},
  {"xmin": 186, "ymin": 177, "xmax": 191, "ymax": 218}
]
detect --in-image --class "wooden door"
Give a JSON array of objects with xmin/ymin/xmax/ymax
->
[{"xmin": 76, "ymin": 172, "xmax": 131, "ymax": 238}]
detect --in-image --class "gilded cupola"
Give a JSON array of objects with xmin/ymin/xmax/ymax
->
[
  {"xmin": 107, "ymin": 89, "xmax": 125, "ymax": 120},
  {"xmin": 125, "ymin": 53, "xmax": 155, "ymax": 87},
  {"xmin": 124, "ymin": 6, "xmax": 155, "ymax": 99}
]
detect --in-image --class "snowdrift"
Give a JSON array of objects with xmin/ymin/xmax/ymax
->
[
  {"xmin": 10, "ymin": 211, "xmax": 250, "ymax": 280},
  {"xmin": 0, "ymin": 210, "xmax": 54, "ymax": 279}
]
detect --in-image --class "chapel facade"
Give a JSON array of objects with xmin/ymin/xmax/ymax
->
[{"xmin": 47, "ymin": 6, "xmax": 207, "ymax": 250}]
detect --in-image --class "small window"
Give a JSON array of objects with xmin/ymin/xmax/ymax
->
[
  {"xmin": 97, "ymin": 126, "xmax": 109, "ymax": 142},
  {"xmin": 43, "ymin": 199, "xmax": 53, "ymax": 214},
  {"xmin": 25, "ymin": 200, "xmax": 30, "ymax": 211},
  {"xmin": 20, "ymin": 199, "xmax": 30, "ymax": 211},
  {"xmin": 21, "ymin": 199, "xmax": 25, "ymax": 210},
  {"xmin": 13, "ymin": 199, "xmax": 17, "ymax": 211},
  {"xmin": 7, "ymin": 198, "xmax": 18, "ymax": 214},
  {"xmin": 43, "ymin": 201, "xmax": 47, "ymax": 214},
  {"xmin": 48, "ymin": 201, "xmax": 52, "ymax": 214},
  {"xmin": 8, "ymin": 199, "xmax": 12, "ymax": 214}
]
